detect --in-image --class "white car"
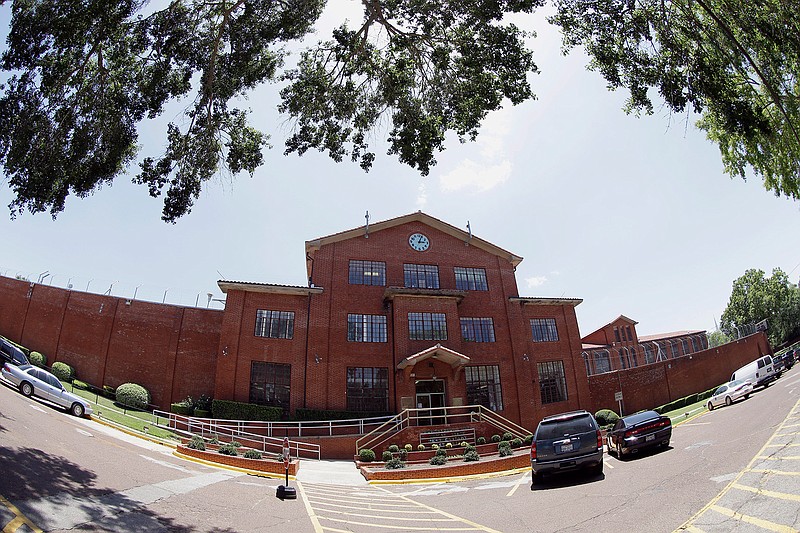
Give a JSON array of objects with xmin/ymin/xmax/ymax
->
[
  {"xmin": 1, "ymin": 363, "xmax": 93, "ymax": 417},
  {"xmin": 707, "ymin": 379, "xmax": 753, "ymax": 410}
]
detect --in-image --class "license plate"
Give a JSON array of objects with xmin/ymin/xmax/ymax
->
[
  {"xmin": 560, "ymin": 443, "xmax": 574, "ymax": 452},
  {"xmin": 645, "ymin": 434, "xmax": 655, "ymax": 442}
]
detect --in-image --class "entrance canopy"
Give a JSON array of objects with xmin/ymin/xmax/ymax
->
[{"xmin": 397, "ymin": 343, "xmax": 471, "ymax": 370}]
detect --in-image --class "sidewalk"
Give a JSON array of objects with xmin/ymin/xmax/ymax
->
[{"xmin": 295, "ymin": 460, "xmax": 368, "ymax": 486}]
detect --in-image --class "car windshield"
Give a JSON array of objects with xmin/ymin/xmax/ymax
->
[
  {"xmin": 729, "ymin": 380, "xmax": 744, "ymax": 387},
  {"xmin": 538, "ymin": 417, "xmax": 594, "ymax": 439}
]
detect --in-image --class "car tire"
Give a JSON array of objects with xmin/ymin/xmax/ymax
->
[
  {"xmin": 20, "ymin": 382, "xmax": 33, "ymax": 397},
  {"xmin": 744, "ymin": 394, "xmax": 750, "ymax": 400},
  {"xmin": 607, "ymin": 437, "xmax": 615, "ymax": 456},
  {"xmin": 591, "ymin": 462, "xmax": 603, "ymax": 477},
  {"xmin": 725, "ymin": 396, "xmax": 732, "ymax": 406},
  {"xmin": 531, "ymin": 472, "xmax": 543, "ymax": 486},
  {"xmin": 707, "ymin": 401, "xmax": 714, "ymax": 411},
  {"xmin": 70, "ymin": 403, "xmax": 85, "ymax": 417}
]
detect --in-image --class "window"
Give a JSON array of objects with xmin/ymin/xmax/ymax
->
[
  {"xmin": 618, "ymin": 349, "xmax": 628, "ymax": 369},
  {"xmin": 465, "ymin": 365, "xmax": 503, "ymax": 411},
  {"xmin": 404, "ymin": 264, "xmax": 439, "ymax": 289},
  {"xmin": 538, "ymin": 361, "xmax": 567, "ymax": 404},
  {"xmin": 626, "ymin": 326, "xmax": 633, "ymax": 341},
  {"xmin": 347, "ymin": 314, "xmax": 387, "ymax": 342},
  {"xmin": 460, "ymin": 318, "xmax": 495, "ymax": 343},
  {"xmin": 690, "ymin": 336, "xmax": 700, "ymax": 352},
  {"xmin": 249, "ymin": 362, "xmax": 291, "ymax": 408},
  {"xmin": 454, "ymin": 267, "xmax": 488, "ymax": 291},
  {"xmin": 621, "ymin": 327, "xmax": 627, "ymax": 341},
  {"xmin": 656, "ymin": 342, "xmax": 668, "ymax": 361},
  {"xmin": 593, "ymin": 350, "xmax": 611, "ymax": 374},
  {"xmin": 643, "ymin": 343, "xmax": 655, "ymax": 364},
  {"xmin": 614, "ymin": 327, "xmax": 621, "ymax": 342},
  {"xmin": 346, "ymin": 367, "xmax": 389, "ymax": 412},
  {"xmin": 530, "ymin": 318, "xmax": 559, "ymax": 342},
  {"xmin": 669, "ymin": 340, "xmax": 679, "ymax": 358},
  {"xmin": 408, "ymin": 312, "xmax": 447, "ymax": 340},
  {"xmin": 630, "ymin": 346, "xmax": 638, "ymax": 366},
  {"xmin": 681, "ymin": 338, "xmax": 690, "ymax": 354},
  {"xmin": 349, "ymin": 260, "xmax": 386, "ymax": 286},
  {"xmin": 255, "ymin": 310, "xmax": 294, "ymax": 339}
]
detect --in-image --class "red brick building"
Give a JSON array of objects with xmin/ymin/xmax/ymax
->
[
  {"xmin": 581, "ymin": 315, "xmax": 709, "ymax": 376},
  {"xmin": 213, "ymin": 212, "xmax": 590, "ymax": 427}
]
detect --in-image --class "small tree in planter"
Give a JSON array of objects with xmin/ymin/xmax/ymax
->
[
  {"xmin": 429, "ymin": 454, "xmax": 448, "ymax": 465},
  {"xmin": 385, "ymin": 457, "xmax": 405, "ymax": 469},
  {"xmin": 187, "ymin": 435, "xmax": 206, "ymax": 451},
  {"xmin": 243, "ymin": 449, "xmax": 262, "ymax": 459},
  {"xmin": 359, "ymin": 449, "xmax": 376, "ymax": 462},
  {"xmin": 498, "ymin": 441, "xmax": 513, "ymax": 457},
  {"xmin": 382, "ymin": 450, "xmax": 393, "ymax": 462},
  {"xmin": 477, "ymin": 436, "xmax": 486, "ymax": 445},
  {"xmin": 417, "ymin": 444, "xmax": 425, "ymax": 451}
]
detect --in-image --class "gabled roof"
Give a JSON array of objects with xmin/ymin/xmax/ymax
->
[
  {"xmin": 581, "ymin": 315, "xmax": 639, "ymax": 341},
  {"xmin": 218, "ymin": 280, "xmax": 323, "ymax": 296},
  {"xmin": 396, "ymin": 343, "xmax": 471, "ymax": 370},
  {"xmin": 305, "ymin": 211, "xmax": 523, "ymax": 278}
]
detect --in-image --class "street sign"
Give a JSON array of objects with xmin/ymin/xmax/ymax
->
[
  {"xmin": 614, "ymin": 391, "xmax": 623, "ymax": 402},
  {"xmin": 282, "ymin": 437, "xmax": 290, "ymax": 469}
]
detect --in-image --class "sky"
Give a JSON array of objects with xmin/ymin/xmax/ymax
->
[{"xmin": 1, "ymin": 3, "xmax": 799, "ymax": 338}]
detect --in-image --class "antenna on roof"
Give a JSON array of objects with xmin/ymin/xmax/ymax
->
[
  {"xmin": 365, "ymin": 210, "xmax": 370, "ymax": 239},
  {"xmin": 465, "ymin": 220, "xmax": 472, "ymax": 247}
]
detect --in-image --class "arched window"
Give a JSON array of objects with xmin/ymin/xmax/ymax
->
[
  {"xmin": 619, "ymin": 348, "xmax": 628, "ymax": 369},
  {"xmin": 594, "ymin": 350, "xmax": 611, "ymax": 374},
  {"xmin": 669, "ymin": 339, "xmax": 679, "ymax": 358},
  {"xmin": 681, "ymin": 338, "xmax": 690, "ymax": 354},
  {"xmin": 630, "ymin": 346, "xmax": 638, "ymax": 367},
  {"xmin": 657, "ymin": 342, "xmax": 668, "ymax": 361},
  {"xmin": 581, "ymin": 351, "xmax": 592, "ymax": 376},
  {"xmin": 690, "ymin": 336, "xmax": 700, "ymax": 352},
  {"xmin": 643, "ymin": 343, "xmax": 655, "ymax": 364}
]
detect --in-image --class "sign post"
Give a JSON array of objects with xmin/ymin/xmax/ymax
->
[
  {"xmin": 614, "ymin": 391, "xmax": 624, "ymax": 417},
  {"xmin": 276, "ymin": 436, "xmax": 297, "ymax": 500}
]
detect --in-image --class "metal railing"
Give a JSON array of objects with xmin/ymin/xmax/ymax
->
[
  {"xmin": 354, "ymin": 405, "xmax": 531, "ymax": 454},
  {"xmin": 152, "ymin": 411, "xmax": 325, "ymax": 460}
]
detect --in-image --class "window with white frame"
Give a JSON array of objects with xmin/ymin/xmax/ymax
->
[
  {"xmin": 460, "ymin": 317, "xmax": 495, "ymax": 342},
  {"xmin": 538, "ymin": 361, "xmax": 568, "ymax": 404},
  {"xmin": 255, "ymin": 310, "xmax": 294, "ymax": 339},
  {"xmin": 347, "ymin": 314, "xmax": 387, "ymax": 342},
  {"xmin": 530, "ymin": 318, "xmax": 559, "ymax": 342}
]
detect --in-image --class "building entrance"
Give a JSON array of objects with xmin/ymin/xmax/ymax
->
[{"xmin": 416, "ymin": 379, "xmax": 446, "ymax": 426}]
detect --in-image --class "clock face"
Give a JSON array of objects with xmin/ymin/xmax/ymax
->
[{"xmin": 408, "ymin": 233, "xmax": 430, "ymax": 251}]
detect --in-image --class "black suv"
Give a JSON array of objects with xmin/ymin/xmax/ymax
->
[
  {"xmin": 530, "ymin": 410, "xmax": 603, "ymax": 485},
  {"xmin": 0, "ymin": 338, "xmax": 29, "ymax": 367}
]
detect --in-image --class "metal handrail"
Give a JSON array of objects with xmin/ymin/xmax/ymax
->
[{"xmin": 152, "ymin": 411, "xmax": 322, "ymax": 460}]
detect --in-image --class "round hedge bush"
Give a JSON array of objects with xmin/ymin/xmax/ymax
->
[
  {"xmin": 359, "ymin": 448, "xmax": 376, "ymax": 462},
  {"xmin": 243, "ymin": 449, "xmax": 262, "ymax": 459},
  {"xmin": 382, "ymin": 450, "xmax": 393, "ymax": 462},
  {"xmin": 464, "ymin": 450, "xmax": 480, "ymax": 462},
  {"xmin": 51, "ymin": 362, "xmax": 74, "ymax": 382},
  {"xmin": 595, "ymin": 409, "xmax": 620, "ymax": 427},
  {"xmin": 385, "ymin": 458, "xmax": 405, "ymax": 469},
  {"xmin": 29, "ymin": 351, "xmax": 46, "ymax": 367},
  {"xmin": 115, "ymin": 383, "xmax": 151, "ymax": 410},
  {"xmin": 429, "ymin": 455, "xmax": 447, "ymax": 465},
  {"xmin": 477, "ymin": 436, "xmax": 486, "ymax": 445}
]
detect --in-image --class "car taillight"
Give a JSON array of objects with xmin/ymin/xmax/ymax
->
[
  {"xmin": 596, "ymin": 430, "xmax": 603, "ymax": 449},
  {"xmin": 625, "ymin": 419, "xmax": 670, "ymax": 438},
  {"xmin": 530, "ymin": 441, "xmax": 537, "ymax": 460}
]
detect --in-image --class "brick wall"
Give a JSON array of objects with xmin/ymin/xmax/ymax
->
[
  {"xmin": 0, "ymin": 276, "xmax": 222, "ymax": 409},
  {"xmin": 587, "ymin": 332, "xmax": 772, "ymax": 415}
]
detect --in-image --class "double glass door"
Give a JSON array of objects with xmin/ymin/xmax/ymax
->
[{"xmin": 416, "ymin": 379, "xmax": 446, "ymax": 426}]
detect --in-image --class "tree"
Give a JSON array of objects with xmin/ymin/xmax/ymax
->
[
  {"xmin": 720, "ymin": 268, "xmax": 800, "ymax": 347},
  {"xmin": 707, "ymin": 329, "xmax": 731, "ymax": 348},
  {"xmin": 550, "ymin": 0, "xmax": 800, "ymax": 201},
  {"xmin": 0, "ymin": 0, "xmax": 540, "ymax": 222}
]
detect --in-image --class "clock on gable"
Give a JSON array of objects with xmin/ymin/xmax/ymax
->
[{"xmin": 408, "ymin": 233, "xmax": 430, "ymax": 251}]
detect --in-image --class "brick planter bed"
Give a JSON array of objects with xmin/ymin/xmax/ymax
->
[
  {"xmin": 357, "ymin": 451, "xmax": 530, "ymax": 481},
  {"xmin": 177, "ymin": 445, "xmax": 299, "ymax": 476}
]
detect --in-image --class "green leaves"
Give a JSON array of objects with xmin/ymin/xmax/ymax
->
[{"xmin": 551, "ymin": 0, "xmax": 800, "ymax": 200}]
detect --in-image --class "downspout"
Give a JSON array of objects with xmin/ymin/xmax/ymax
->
[{"xmin": 303, "ymin": 259, "xmax": 314, "ymax": 409}]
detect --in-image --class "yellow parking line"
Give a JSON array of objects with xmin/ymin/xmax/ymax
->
[
  {"xmin": 733, "ymin": 482, "xmax": 800, "ymax": 502},
  {"xmin": 751, "ymin": 469, "xmax": 800, "ymax": 476},
  {"xmin": 757, "ymin": 455, "xmax": 800, "ymax": 461},
  {"xmin": 0, "ymin": 494, "xmax": 43, "ymax": 533},
  {"xmin": 682, "ymin": 526, "xmax": 706, "ymax": 533},
  {"xmin": 710, "ymin": 505, "xmax": 796, "ymax": 532},
  {"xmin": 296, "ymin": 480, "xmax": 325, "ymax": 533}
]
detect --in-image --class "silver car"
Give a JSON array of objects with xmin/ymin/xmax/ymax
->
[
  {"xmin": 1, "ymin": 363, "xmax": 93, "ymax": 417},
  {"xmin": 706, "ymin": 379, "xmax": 753, "ymax": 410}
]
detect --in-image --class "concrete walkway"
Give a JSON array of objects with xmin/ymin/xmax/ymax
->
[{"xmin": 295, "ymin": 460, "xmax": 368, "ymax": 486}]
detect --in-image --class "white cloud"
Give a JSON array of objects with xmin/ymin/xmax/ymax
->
[
  {"xmin": 526, "ymin": 276, "xmax": 548, "ymax": 288},
  {"xmin": 439, "ymin": 160, "xmax": 512, "ymax": 192},
  {"xmin": 416, "ymin": 181, "xmax": 428, "ymax": 209}
]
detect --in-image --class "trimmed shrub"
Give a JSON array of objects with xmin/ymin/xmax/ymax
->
[
  {"xmin": 229, "ymin": 441, "xmax": 242, "ymax": 448},
  {"xmin": 115, "ymin": 383, "xmax": 151, "ymax": 410},
  {"xmin": 50, "ymin": 361, "xmax": 75, "ymax": 383},
  {"xmin": 404, "ymin": 444, "xmax": 413, "ymax": 452},
  {"xmin": 431, "ymin": 444, "xmax": 440, "ymax": 450},
  {"xmin": 594, "ymin": 409, "xmax": 620, "ymax": 427},
  {"xmin": 445, "ymin": 442, "xmax": 453, "ymax": 449},
  {"xmin": 523, "ymin": 434, "xmax": 533, "ymax": 445},
  {"xmin": 399, "ymin": 449, "xmax": 408, "ymax": 460},
  {"xmin": 464, "ymin": 450, "xmax": 480, "ymax": 462},
  {"xmin": 502, "ymin": 432, "xmax": 514, "ymax": 442},
  {"xmin": 491, "ymin": 434, "xmax": 501, "ymax": 443},
  {"xmin": 195, "ymin": 394, "xmax": 213, "ymax": 412},
  {"xmin": 498, "ymin": 441, "xmax": 513, "ymax": 457},
  {"xmin": 187, "ymin": 435, "xmax": 206, "ymax": 451},
  {"xmin": 477, "ymin": 436, "xmax": 486, "ymax": 445},
  {"xmin": 72, "ymin": 379, "xmax": 89, "ymax": 390},
  {"xmin": 194, "ymin": 409, "xmax": 211, "ymax": 418},
  {"xmin": 435, "ymin": 448, "xmax": 447, "ymax": 458},
  {"xmin": 29, "ymin": 351, "xmax": 46, "ymax": 367},
  {"xmin": 429, "ymin": 455, "xmax": 448, "ymax": 465},
  {"xmin": 171, "ymin": 402, "xmax": 193, "ymax": 416},
  {"xmin": 385, "ymin": 458, "xmax": 405, "ymax": 469},
  {"xmin": 218, "ymin": 443, "xmax": 239, "ymax": 456},
  {"xmin": 359, "ymin": 449, "xmax": 376, "ymax": 462},
  {"xmin": 459, "ymin": 441, "xmax": 469, "ymax": 448},
  {"xmin": 382, "ymin": 450, "xmax": 393, "ymax": 462},
  {"xmin": 102, "ymin": 385, "xmax": 116, "ymax": 399},
  {"xmin": 388, "ymin": 444, "xmax": 400, "ymax": 453},
  {"xmin": 464, "ymin": 444, "xmax": 477, "ymax": 453},
  {"xmin": 211, "ymin": 399, "xmax": 282, "ymax": 421},
  {"xmin": 417, "ymin": 444, "xmax": 425, "ymax": 451},
  {"xmin": 208, "ymin": 435, "xmax": 220, "ymax": 445},
  {"xmin": 511, "ymin": 438, "xmax": 523, "ymax": 449},
  {"xmin": 243, "ymin": 449, "xmax": 262, "ymax": 459}
]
